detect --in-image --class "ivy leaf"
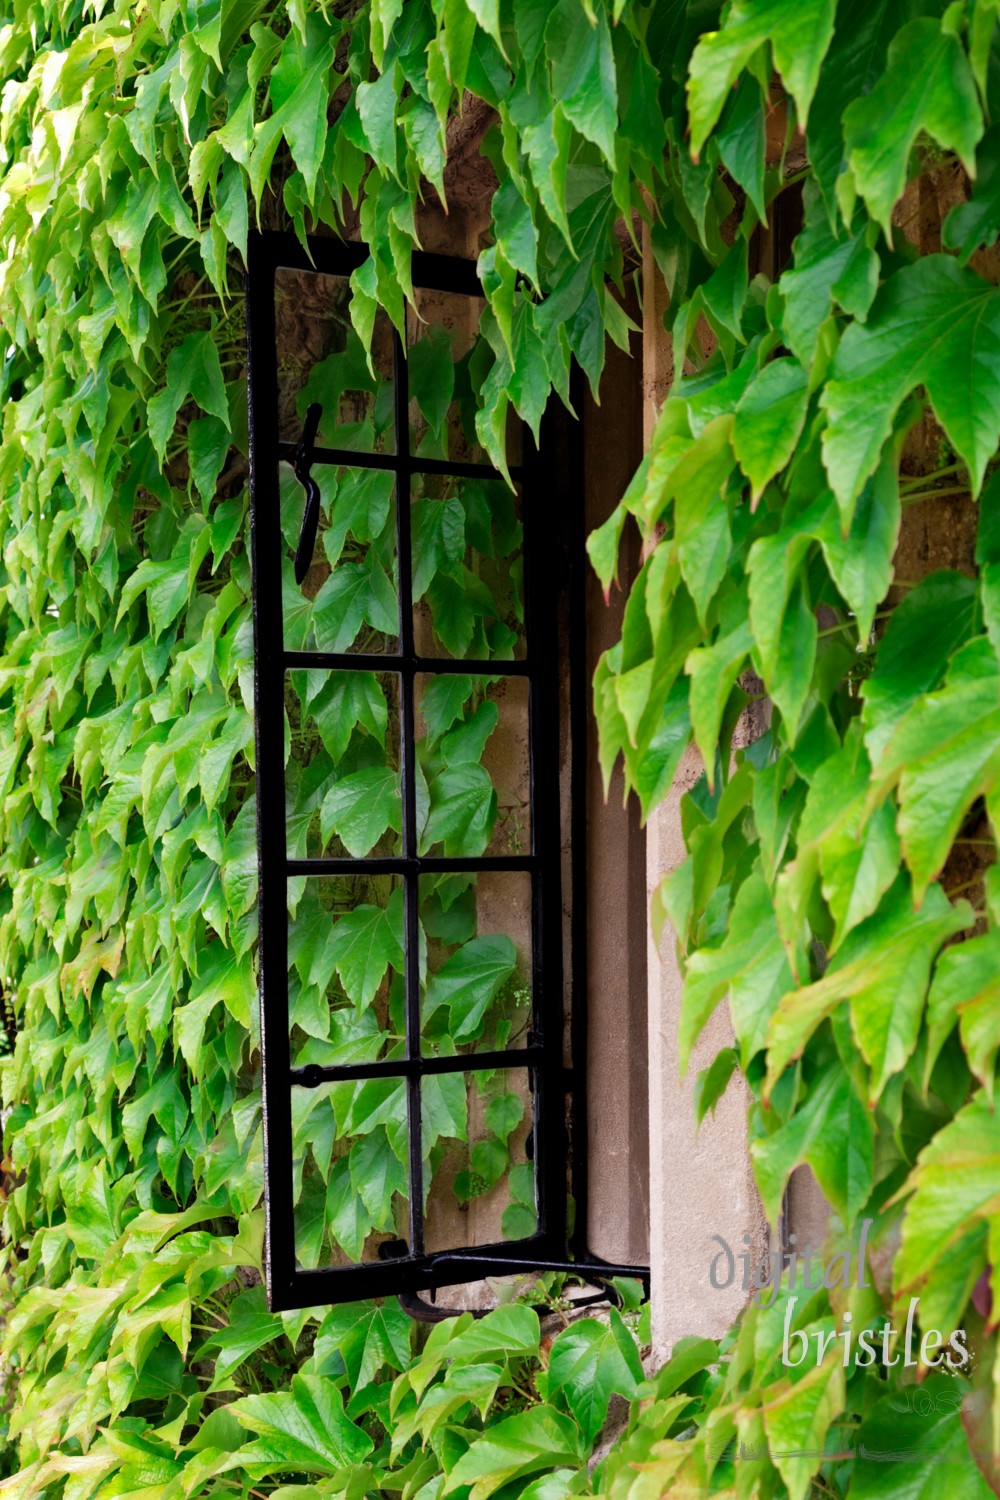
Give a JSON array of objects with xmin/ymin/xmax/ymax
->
[
  {"xmin": 147, "ymin": 331, "xmax": 229, "ymax": 464},
  {"xmin": 545, "ymin": 1312, "xmax": 643, "ymax": 1446},
  {"xmin": 944, "ymin": 124, "xmax": 1000, "ymax": 265},
  {"xmin": 349, "ymin": 1126, "xmax": 407, "ymax": 1232},
  {"xmin": 714, "ymin": 76, "xmax": 766, "ymax": 223},
  {"xmin": 442, "ymin": 1405, "xmax": 586, "ymax": 1499},
  {"xmin": 202, "ymin": 1288, "xmax": 284, "ymax": 1393},
  {"xmin": 868, "ymin": 637, "xmax": 1000, "ymax": 903},
  {"xmin": 485, "ymin": 1091, "xmax": 523, "ymax": 1145},
  {"xmin": 822, "ymin": 256, "xmax": 1000, "ymax": 525},
  {"xmin": 310, "ymin": 672, "xmax": 387, "ymax": 765},
  {"xmin": 733, "ymin": 358, "xmax": 810, "ymax": 502},
  {"xmin": 421, "ymin": 764, "xmax": 497, "ymax": 856},
  {"xmin": 412, "ymin": 496, "xmax": 465, "ymax": 600},
  {"xmin": 747, "ymin": 533, "xmax": 816, "ymax": 742},
  {"xmin": 327, "ymin": 889, "xmax": 405, "ymax": 1011},
  {"xmin": 321, "ymin": 766, "xmax": 401, "ymax": 857},
  {"xmin": 409, "ymin": 327, "xmax": 456, "ymax": 437},
  {"xmin": 844, "ymin": 12, "xmax": 983, "ymax": 237},
  {"xmin": 316, "ymin": 1298, "xmax": 411, "ymax": 1394},
  {"xmin": 780, "ymin": 194, "xmax": 879, "ymax": 367},
  {"xmin": 861, "ymin": 570, "xmax": 979, "ymax": 762},
  {"xmin": 423, "ymin": 934, "xmax": 516, "ymax": 1040},
  {"xmin": 314, "ymin": 561, "xmax": 399, "ymax": 651},
  {"xmin": 751, "ymin": 1060, "xmax": 874, "ymax": 1224},
  {"xmin": 324, "ymin": 1157, "xmax": 373, "ymax": 1263},
  {"xmin": 544, "ymin": 0, "xmax": 617, "ymax": 166},
  {"xmin": 687, "ymin": 0, "xmax": 836, "ymax": 158},
  {"xmin": 765, "ymin": 877, "xmax": 971, "ymax": 1102},
  {"xmin": 807, "ymin": 0, "xmax": 902, "ymax": 214},
  {"xmin": 850, "ymin": 1380, "xmax": 991, "ymax": 1500},
  {"xmin": 228, "ymin": 1373, "xmax": 373, "ymax": 1477},
  {"xmin": 681, "ymin": 866, "xmax": 794, "ymax": 1073},
  {"xmin": 761, "ymin": 1360, "xmax": 846, "ymax": 1500},
  {"xmin": 926, "ymin": 929, "xmax": 1000, "ymax": 1102},
  {"xmin": 419, "ymin": 674, "xmax": 474, "ymax": 741}
]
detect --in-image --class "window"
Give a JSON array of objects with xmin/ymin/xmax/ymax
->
[{"xmin": 247, "ymin": 231, "xmax": 648, "ymax": 1311}]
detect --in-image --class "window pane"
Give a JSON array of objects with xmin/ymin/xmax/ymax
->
[
  {"xmin": 422, "ymin": 1071, "xmax": 537, "ymax": 1252},
  {"xmin": 418, "ymin": 870, "xmax": 533, "ymax": 1058},
  {"xmin": 410, "ymin": 474, "xmax": 526, "ymax": 661},
  {"xmin": 285, "ymin": 670, "xmax": 402, "ymax": 860},
  {"xmin": 287, "ymin": 875, "xmax": 405, "ymax": 1069},
  {"xmin": 279, "ymin": 463, "xmax": 399, "ymax": 654},
  {"xmin": 292, "ymin": 1076, "xmax": 410, "ymax": 1269},
  {"xmin": 415, "ymin": 674, "xmax": 530, "ymax": 859},
  {"xmin": 275, "ymin": 266, "xmax": 395, "ymax": 454}
]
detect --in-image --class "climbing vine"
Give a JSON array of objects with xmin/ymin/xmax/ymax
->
[{"xmin": 2, "ymin": 0, "xmax": 1000, "ymax": 1496}]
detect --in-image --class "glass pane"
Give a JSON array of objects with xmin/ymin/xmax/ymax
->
[
  {"xmin": 422, "ymin": 1071, "xmax": 537, "ymax": 1251},
  {"xmin": 287, "ymin": 875, "xmax": 405, "ymax": 1069},
  {"xmin": 415, "ymin": 675, "xmax": 530, "ymax": 858},
  {"xmin": 407, "ymin": 289, "xmax": 524, "ymax": 469},
  {"xmin": 418, "ymin": 870, "xmax": 533, "ymax": 1058},
  {"xmin": 285, "ymin": 670, "xmax": 402, "ymax": 860},
  {"xmin": 411, "ymin": 473, "xmax": 525, "ymax": 660},
  {"xmin": 292, "ymin": 1075, "xmax": 410, "ymax": 1269},
  {"xmin": 275, "ymin": 266, "xmax": 395, "ymax": 454},
  {"xmin": 279, "ymin": 463, "xmax": 399, "ymax": 654}
]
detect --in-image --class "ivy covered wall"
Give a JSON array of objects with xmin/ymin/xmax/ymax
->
[{"xmin": 3, "ymin": 0, "xmax": 1000, "ymax": 1497}]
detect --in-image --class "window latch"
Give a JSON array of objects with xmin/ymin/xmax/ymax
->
[{"xmin": 292, "ymin": 402, "xmax": 322, "ymax": 585}]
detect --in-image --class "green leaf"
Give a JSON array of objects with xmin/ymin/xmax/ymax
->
[
  {"xmin": 202, "ymin": 1287, "xmax": 284, "ymax": 1393},
  {"xmin": 925, "ymin": 927, "xmax": 1000, "ymax": 1101},
  {"xmin": 687, "ymin": 0, "xmax": 836, "ymax": 158},
  {"xmin": 761, "ymin": 1359, "xmax": 845, "ymax": 1500},
  {"xmin": 545, "ymin": 1312, "xmax": 643, "ymax": 1446},
  {"xmin": 228, "ymin": 1373, "xmax": 374, "ymax": 1477},
  {"xmin": 442, "ymin": 1405, "xmax": 586, "ymax": 1500},
  {"xmin": 861, "ymin": 570, "xmax": 979, "ymax": 761},
  {"xmin": 868, "ymin": 637, "xmax": 1000, "ymax": 903},
  {"xmin": 321, "ymin": 766, "xmax": 401, "ymax": 857},
  {"xmin": 316, "ymin": 1298, "xmax": 411, "ymax": 1393},
  {"xmin": 780, "ymin": 194, "xmax": 879, "ymax": 367},
  {"xmin": 686, "ymin": 623, "xmax": 752, "ymax": 784},
  {"xmin": 349, "ymin": 1126, "xmax": 407, "ymax": 1232},
  {"xmin": 693, "ymin": 1047, "xmax": 739, "ymax": 1125},
  {"xmin": 822, "ymin": 256, "xmax": 1000, "ymax": 524},
  {"xmin": 423, "ymin": 934, "xmax": 516, "ymax": 1040},
  {"xmin": 733, "ymin": 357, "xmax": 810, "ymax": 501},
  {"xmin": 485, "ymin": 1091, "xmax": 523, "ymax": 1145},
  {"xmin": 944, "ymin": 123, "xmax": 1000, "ymax": 265},
  {"xmin": 410, "ymin": 328, "xmax": 456, "ymax": 437},
  {"xmin": 327, "ymin": 889, "xmax": 405, "ymax": 1010},
  {"xmin": 147, "ymin": 331, "xmax": 229, "ymax": 464},
  {"xmin": 412, "ymin": 496, "xmax": 465, "ymax": 600},
  {"xmin": 844, "ymin": 12, "xmax": 983, "ymax": 237},
  {"xmin": 314, "ymin": 562, "xmax": 399, "ymax": 652},
  {"xmin": 765, "ymin": 877, "xmax": 971, "ymax": 1102},
  {"xmin": 545, "ymin": 0, "xmax": 617, "ymax": 166},
  {"xmin": 751, "ymin": 1060, "xmax": 874, "ymax": 1224},
  {"xmin": 850, "ymin": 1379, "xmax": 991, "ymax": 1500},
  {"xmin": 421, "ymin": 763, "xmax": 497, "ymax": 856},
  {"xmin": 681, "ymin": 866, "xmax": 794, "ymax": 1073}
]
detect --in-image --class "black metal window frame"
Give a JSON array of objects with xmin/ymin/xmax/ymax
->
[{"xmin": 247, "ymin": 230, "xmax": 649, "ymax": 1311}]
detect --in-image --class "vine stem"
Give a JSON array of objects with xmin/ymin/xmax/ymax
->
[
  {"xmin": 901, "ymin": 485, "xmax": 971, "ymax": 507},
  {"xmin": 900, "ymin": 462, "xmax": 963, "ymax": 488}
]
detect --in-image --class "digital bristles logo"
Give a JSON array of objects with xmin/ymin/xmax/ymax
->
[{"xmin": 708, "ymin": 1221, "xmax": 969, "ymax": 1371}]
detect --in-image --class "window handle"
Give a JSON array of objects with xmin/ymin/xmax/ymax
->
[{"xmin": 292, "ymin": 402, "xmax": 322, "ymax": 585}]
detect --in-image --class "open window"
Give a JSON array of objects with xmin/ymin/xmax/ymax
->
[{"xmin": 247, "ymin": 232, "xmax": 648, "ymax": 1311}]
